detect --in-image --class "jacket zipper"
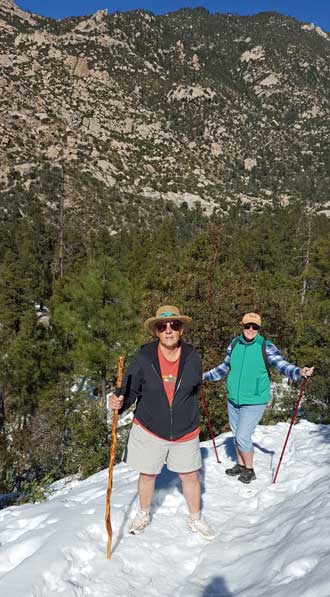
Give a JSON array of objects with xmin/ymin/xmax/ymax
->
[
  {"xmin": 170, "ymin": 365, "xmax": 187, "ymax": 438},
  {"xmin": 174, "ymin": 374, "xmax": 183, "ymax": 397},
  {"xmin": 152, "ymin": 363, "xmax": 175, "ymax": 439},
  {"xmin": 151, "ymin": 364, "xmax": 168, "ymax": 400},
  {"xmin": 173, "ymin": 350, "xmax": 196, "ymax": 399},
  {"xmin": 152, "ymin": 361, "xmax": 190, "ymax": 440}
]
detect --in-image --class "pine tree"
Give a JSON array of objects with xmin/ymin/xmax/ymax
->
[{"xmin": 52, "ymin": 255, "xmax": 140, "ymax": 403}]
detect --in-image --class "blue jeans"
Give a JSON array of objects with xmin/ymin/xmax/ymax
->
[{"xmin": 227, "ymin": 400, "xmax": 267, "ymax": 453}]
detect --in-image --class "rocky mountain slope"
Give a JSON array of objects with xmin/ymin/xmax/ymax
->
[{"xmin": 1, "ymin": 0, "xmax": 330, "ymax": 230}]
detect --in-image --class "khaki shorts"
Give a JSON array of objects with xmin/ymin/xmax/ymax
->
[{"xmin": 124, "ymin": 423, "xmax": 202, "ymax": 474}]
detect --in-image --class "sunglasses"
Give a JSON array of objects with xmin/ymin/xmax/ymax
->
[
  {"xmin": 243, "ymin": 323, "xmax": 260, "ymax": 331},
  {"xmin": 156, "ymin": 320, "xmax": 183, "ymax": 333}
]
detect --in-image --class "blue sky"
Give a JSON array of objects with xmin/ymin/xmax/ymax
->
[{"xmin": 17, "ymin": 1, "xmax": 329, "ymax": 31}]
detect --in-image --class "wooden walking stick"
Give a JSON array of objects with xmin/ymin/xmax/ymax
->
[{"xmin": 105, "ymin": 355, "xmax": 125, "ymax": 560}]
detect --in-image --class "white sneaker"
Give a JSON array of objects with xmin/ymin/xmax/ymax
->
[
  {"xmin": 187, "ymin": 514, "xmax": 216, "ymax": 541},
  {"xmin": 128, "ymin": 510, "xmax": 150, "ymax": 535}
]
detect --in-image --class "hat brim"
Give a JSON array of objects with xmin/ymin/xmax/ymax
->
[
  {"xmin": 241, "ymin": 318, "xmax": 262, "ymax": 326},
  {"xmin": 144, "ymin": 315, "xmax": 192, "ymax": 337}
]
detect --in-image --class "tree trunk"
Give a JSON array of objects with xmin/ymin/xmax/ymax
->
[
  {"xmin": 101, "ymin": 372, "xmax": 107, "ymax": 406},
  {"xmin": 301, "ymin": 216, "xmax": 312, "ymax": 309}
]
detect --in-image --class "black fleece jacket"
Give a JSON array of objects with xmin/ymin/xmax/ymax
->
[{"xmin": 118, "ymin": 340, "xmax": 202, "ymax": 440}]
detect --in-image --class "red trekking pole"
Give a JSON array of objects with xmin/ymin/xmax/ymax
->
[
  {"xmin": 273, "ymin": 378, "xmax": 308, "ymax": 484},
  {"xmin": 200, "ymin": 388, "xmax": 221, "ymax": 463}
]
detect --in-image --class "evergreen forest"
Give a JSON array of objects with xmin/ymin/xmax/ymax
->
[{"xmin": 1, "ymin": 199, "xmax": 329, "ymax": 501}]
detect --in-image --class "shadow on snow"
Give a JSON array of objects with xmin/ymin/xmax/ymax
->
[
  {"xmin": 201, "ymin": 575, "xmax": 234, "ymax": 596},
  {"xmin": 309, "ymin": 423, "xmax": 330, "ymax": 445},
  {"xmin": 219, "ymin": 436, "xmax": 275, "ymax": 471},
  {"xmin": 153, "ymin": 446, "xmax": 211, "ymax": 510}
]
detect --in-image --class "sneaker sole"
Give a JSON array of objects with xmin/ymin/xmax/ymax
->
[
  {"xmin": 225, "ymin": 471, "xmax": 243, "ymax": 476},
  {"xmin": 128, "ymin": 528, "xmax": 145, "ymax": 535},
  {"xmin": 128, "ymin": 523, "xmax": 149, "ymax": 535}
]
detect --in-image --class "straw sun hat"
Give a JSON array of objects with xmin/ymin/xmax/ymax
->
[{"xmin": 144, "ymin": 305, "xmax": 192, "ymax": 337}]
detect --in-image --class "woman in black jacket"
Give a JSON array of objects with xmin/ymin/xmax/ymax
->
[{"xmin": 109, "ymin": 305, "xmax": 215, "ymax": 540}]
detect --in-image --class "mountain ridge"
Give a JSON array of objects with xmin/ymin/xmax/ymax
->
[{"xmin": 1, "ymin": 1, "xmax": 330, "ymax": 229}]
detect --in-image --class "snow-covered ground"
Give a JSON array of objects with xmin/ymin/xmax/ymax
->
[{"xmin": 1, "ymin": 420, "xmax": 330, "ymax": 596}]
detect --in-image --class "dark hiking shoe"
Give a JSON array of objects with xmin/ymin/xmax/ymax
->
[
  {"xmin": 225, "ymin": 464, "xmax": 246, "ymax": 476},
  {"xmin": 238, "ymin": 468, "xmax": 256, "ymax": 484}
]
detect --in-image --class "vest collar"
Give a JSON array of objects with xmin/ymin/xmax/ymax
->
[{"xmin": 239, "ymin": 333, "xmax": 262, "ymax": 346}]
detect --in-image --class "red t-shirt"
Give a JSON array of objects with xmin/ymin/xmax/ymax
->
[
  {"xmin": 133, "ymin": 345, "xmax": 199, "ymax": 442},
  {"xmin": 158, "ymin": 344, "xmax": 180, "ymax": 407}
]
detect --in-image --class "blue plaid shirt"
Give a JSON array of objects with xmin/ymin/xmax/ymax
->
[{"xmin": 204, "ymin": 340, "xmax": 301, "ymax": 382}]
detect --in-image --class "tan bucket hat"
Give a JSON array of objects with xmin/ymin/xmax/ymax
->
[
  {"xmin": 144, "ymin": 305, "xmax": 192, "ymax": 337},
  {"xmin": 241, "ymin": 312, "xmax": 262, "ymax": 326}
]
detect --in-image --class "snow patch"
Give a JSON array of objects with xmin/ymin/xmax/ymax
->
[{"xmin": 1, "ymin": 422, "xmax": 330, "ymax": 596}]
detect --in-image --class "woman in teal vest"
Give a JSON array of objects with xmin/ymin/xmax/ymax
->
[{"xmin": 204, "ymin": 312, "xmax": 314, "ymax": 484}]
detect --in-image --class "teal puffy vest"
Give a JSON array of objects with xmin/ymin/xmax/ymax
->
[{"xmin": 226, "ymin": 334, "xmax": 270, "ymax": 405}]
